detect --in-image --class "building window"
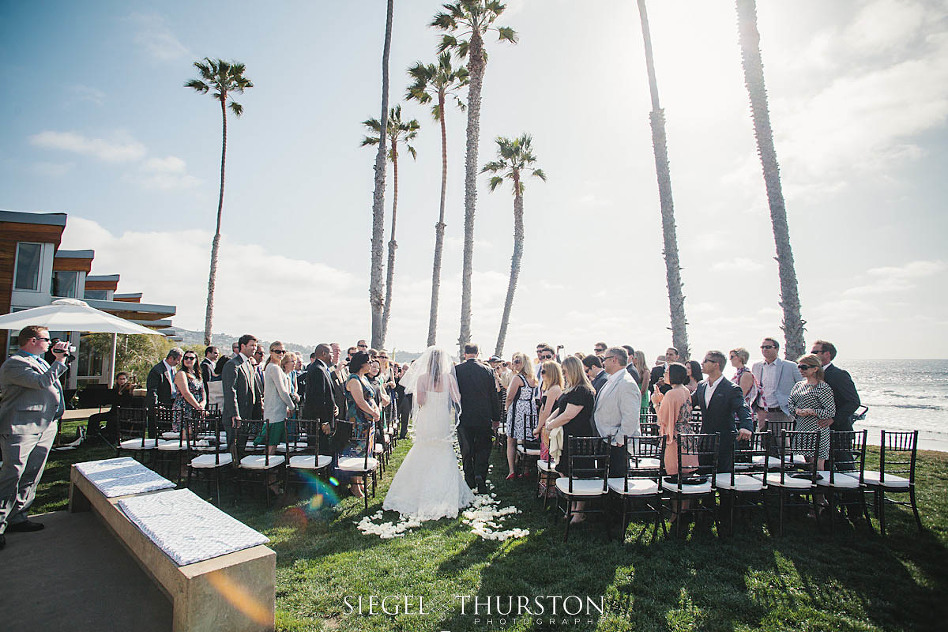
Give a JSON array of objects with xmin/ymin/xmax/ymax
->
[
  {"xmin": 14, "ymin": 242, "xmax": 42, "ymax": 291},
  {"xmin": 52, "ymin": 271, "xmax": 80, "ymax": 298},
  {"xmin": 84, "ymin": 289, "xmax": 109, "ymax": 300}
]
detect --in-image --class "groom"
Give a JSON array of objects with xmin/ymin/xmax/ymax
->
[{"xmin": 455, "ymin": 343, "xmax": 501, "ymax": 495}]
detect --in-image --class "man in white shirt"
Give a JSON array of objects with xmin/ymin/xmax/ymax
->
[
  {"xmin": 751, "ymin": 337, "xmax": 802, "ymax": 430},
  {"xmin": 593, "ymin": 346, "xmax": 641, "ymax": 473}
]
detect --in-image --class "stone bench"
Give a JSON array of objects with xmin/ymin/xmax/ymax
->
[{"xmin": 69, "ymin": 457, "xmax": 276, "ymax": 632}]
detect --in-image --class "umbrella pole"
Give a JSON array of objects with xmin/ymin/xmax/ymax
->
[{"xmin": 109, "ymin": 333, "xmax": 117, "ymax": 388}]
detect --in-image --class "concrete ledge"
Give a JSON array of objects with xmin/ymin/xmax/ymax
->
[{"xmin": 70, "ymin": 464, "xmax": 276, "ymax": 632}]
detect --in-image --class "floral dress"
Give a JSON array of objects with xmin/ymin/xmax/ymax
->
[
  {"xmin": 732, "ymin": 366, "xmax": 762, "ymax": 424},
  {"xmin": 343, "ymin": 374, "xmax": 376, "ymax": 458},
  {"xmin": 507, "ymin": 374, "xmax": 538, "ymax": 441},
  {"xmin": 171, "ymin": 372, "xmax": 205, "ymax": 432},
  {"xmin": 788, "ymin": 380, "xmax": 836, "ymax": 460}
]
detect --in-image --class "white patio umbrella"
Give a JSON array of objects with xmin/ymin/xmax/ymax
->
[{"xmin": 0, "ymin": 298, "xmax": 163, "ymax": 385}]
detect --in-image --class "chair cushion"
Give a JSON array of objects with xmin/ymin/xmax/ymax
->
[
  {"xmin": 156, "ymin": 440, "xmax": 185, "ymax": 451},
  {"xmin": 517, "ymin": 445, "xmax": 541, "ymax": 456},
  {"xmin": 608, "ymin": 477, "xmax": 659, "ymax": 496},
  {"xmin": 239, "ymin": 454, "xmax": 285, "ymax": 469},
  {"xmin": 631, "ymin": 457, "xmax": 661, "ymax": 470},
  {"xmin": 537, "ymin": 459, "xmax": 557, "ymax": 472},
  {"xmin": 119, "ymin": 438, "xmax": 158, "ymax": 450},
  {"xmin": 555, "ymin": 477, "xmax": 607, "ymax": 496},
  {"xmin": 755, "ymin": 473, "xmax": 815, "ymax": 489},
  {"xmin": 373, "ymin": 444, "xmax": 384, "ymax": 454},
  {"xmin": 160, "ymin": 431, "xmax": 180, "ymax": 440},
  {"xmin": 190, "ymin": 453, "xmax": 234, "ymax": 468},
  {"xmin": 860, "ymin": 470, "xmax": 911, "ymax": 488},
  {"xmin": 752, "ymin": 455, "xmax": 808, "ymax": 470},
  {"xmin": 288, "ymin": 455, "xmax": 332, "ymax": 470},
  {"xmin": 662, "ymin": 478, "xmax": 713, "ymax": 494},
  {"xmin": 337, "ymin": 456, "xmax": 378, "ymax": 471},
  {"xmin": 814, "ymin": 471, "xmax": 860, "ymax": 488},
  {"xmin": 715, "ymin": 474, "xmax": 765, "ymax": 492}
]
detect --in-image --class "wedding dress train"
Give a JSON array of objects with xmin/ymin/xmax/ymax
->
[{"xmin": 383, "ymin": 389, "xmax": 475, "ymax": 520}]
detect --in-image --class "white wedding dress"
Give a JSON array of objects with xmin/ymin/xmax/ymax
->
[{"xmin": 383, "ymin": 388, "xmax": 475, "ymax": 520}]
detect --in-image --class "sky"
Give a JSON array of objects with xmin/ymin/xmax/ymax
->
[{"xmin": 2, "ymin": 0, "xmax": 947, "ymax": 360}]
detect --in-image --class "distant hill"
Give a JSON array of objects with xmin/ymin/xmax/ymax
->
[{"xmin": 168, "ymin": 327, "xmax": 422, "ymax": 362}]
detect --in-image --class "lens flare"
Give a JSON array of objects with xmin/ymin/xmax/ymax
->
[
  {"xmin": 205, "ymin": 570, "xmax": 272, "ymax": 627},
  {"xmin": 291, "ymin": 471, "xmax": 340, "ymax": 518}
]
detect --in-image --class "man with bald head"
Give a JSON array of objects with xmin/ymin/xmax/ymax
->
[{"xmin": 303, "ymin": 343, "xmax": 337, "ymax": 436}]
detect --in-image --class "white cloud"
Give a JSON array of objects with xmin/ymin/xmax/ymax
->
[
  {"xmin": 134, "ymin": 156, "xmax": 200, "ymax": 190},
  {"xmin": 30, "ymin": 130, "xmax": 146, "ymax": 162},
  {"xmin": 843, "ymin": 259, "xmax": 946, "ymax": 296},
  {"xmin": 128, "ymin": 13, "xmax": 190, "ymax": 61}
]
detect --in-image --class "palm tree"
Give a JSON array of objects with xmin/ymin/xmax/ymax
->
[
  {"xmin": 635, "ymin": 0, "xmax": 690, "ymax": 359},
  {"xmin": 736, "ymin": 0, "xmax": 805, "ymax": 359},
  {"xmin": 361, "ymin": 105, "xmax": 420, "ymax": 346},
  {"xmin": 406, "ymin": 52, "xmax": 469, "ymax": 347},
  {"xmin": 185, "ymin": 58, "xmax": 253, "ymax": 346},
  {"xmin": 370, "ymin": 0, "xmax": 395, "ymax": 350},
  {"xmin": 431, "ymin": 1, "xmax": 517, "ymax": 352},
  {"xmin": 482, "ymin": 134, "xmax": 545, "ymax": 357}
]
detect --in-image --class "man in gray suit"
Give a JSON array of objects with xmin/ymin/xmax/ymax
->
[
  {"xmin": 751, "ymin": 337, "xmax": 802, "ymax": 430},
  {"xmin": 221, "ymin": 334, "xmax": 263, "ymax": 453},
  {"xmin": 0, "ymin": 325, "xmax": 70, "ymax": 549}
]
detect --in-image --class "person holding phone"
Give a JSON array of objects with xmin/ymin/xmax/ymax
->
[{"xmin": 0, "ymin": 325, "xmax": 71, "ymax": 548}]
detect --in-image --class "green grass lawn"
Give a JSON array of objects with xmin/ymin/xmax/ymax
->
[{"xmin": 37, "ymin": 420, "xmax": 948, "ymax": 632}]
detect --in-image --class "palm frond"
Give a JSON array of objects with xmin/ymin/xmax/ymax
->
[
  {"xmin": 229, "ymin": 101, "xmax": 243, "ymax": 117},
  {"xmin": 496, "ymin": 26, "xmax": 518, "ymax": 43},
  {"xmin": 488, "ymin": 175, "xmax": 504, "ymax": 191}
]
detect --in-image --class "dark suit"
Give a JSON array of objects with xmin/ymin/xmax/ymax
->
[
  {"xmin": 145, "ymin": 361, "xmax": 174, "ymax": 411},
  {"xmin": 455, "ymin": 358, "xmax": 502, "ymax": 487},
  {"xmin": 302, "ymin": 359, "xmax": 335, "ymax": 423},
  {"xmin": 823, "ymin": 364, "xmax": 860, "ymax": 431},
  {"xmin": 590, "ymin": 369, "xmax": 608, "ymax": 394},
  {"xmin": 221, "ymin": 354, "xmax": 261, "ymax": 450},
  {"xmin": 649, "ymin": 365, "xmax": 665, "ymax": 390},
  {"xmin": 692, "ymin": 377, "xmax": 753, "ymax": 473},
  {"xmin": 626, "ymin": 363, "xmax": 641, "ymax": 386}
]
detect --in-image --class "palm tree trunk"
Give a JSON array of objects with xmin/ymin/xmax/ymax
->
[
  {"xmin": 495, "ymin": 172, "xmax": 523, "ymax": 358},
  {"xmin": 637, "ymin": 0, "xmax": 690, "ymax": 360},
  {"xmin": 381, "ymin": 148, "xmax": 399, "ymax": 345},
  {"xmin": 458, "ymin": 30, "xmax": 485, "ymax": 354},
  {"xmin": 203, "ymin": 97, "xmax": 228, "ymax": 346},
  {"xmin": 370, "ymin": 0, "xmax": 394, "ymax": 350},
  {"xmin": 736, "ymin": 0, "xmax": 805, "ymax": 359},
  {"xmin": 427, "ymin": 91, "xmax": 449, "ymax": 348}
]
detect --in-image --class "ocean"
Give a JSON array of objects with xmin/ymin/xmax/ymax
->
[{"xmin": 838, "ymin": 359, "xmax": 948, "ymax": 451}]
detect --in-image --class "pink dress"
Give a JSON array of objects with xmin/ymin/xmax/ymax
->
[{"xmin": 657, "ymin": 386, "xmax": 699, "ymax": 476}]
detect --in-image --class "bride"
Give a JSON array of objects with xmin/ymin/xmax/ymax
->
[{"xmin": 383, "ymin": 346, "xmax": 475, "ymax": 520}]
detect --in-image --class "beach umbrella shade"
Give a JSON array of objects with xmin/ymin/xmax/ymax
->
[{"xmin": 0, "ymin": 298, "xmax": 164, "ymax": 386}]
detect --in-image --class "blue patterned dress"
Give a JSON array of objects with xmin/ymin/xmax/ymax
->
[{"xmin": 342, "ymin": 374, "xmax": 376, "ymax": 458}]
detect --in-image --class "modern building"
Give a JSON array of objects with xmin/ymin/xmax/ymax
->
[{"xmin": 1, "ymin": 209, "xmax": 176, "ymax": 389}]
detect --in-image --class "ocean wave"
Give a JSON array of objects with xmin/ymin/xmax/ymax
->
[{"xmin": 869, "ymin": 403, "xmax": 945, "ymax": 411}]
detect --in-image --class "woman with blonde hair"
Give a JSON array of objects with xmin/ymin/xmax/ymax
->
[
  {"xmin": 789, "ymin": 354, "xmax": 835, "ymax": 470},
  {"xmin": 503, "ymin": 352, "xmax": 539, "ymax": 479},
  {"xmin": 632, "ymin": 350, "xmax": 650, "ymax": 417},
  {"xmin": 729, "ymin": 347, "xmax": 761, "ymax": 427},
  {"xmin": 259, "ymin": 341, "xmax": 298, "ymax": 454},
  {"xmin": 533, "ymin": 360, "xmax": 564, "ymax": 455}
]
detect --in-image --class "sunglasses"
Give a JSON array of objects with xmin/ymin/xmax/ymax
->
[
  {"xmin": 760, "ymin": 345, "xmax": 776, "ymax": 350},
  {"xmin": 379, "ymin": 356, "xmax": 389, "ymax": 360},
  {"xmin": 540, "ymin": 355, "xmax": 553, "ymax": 360},
  {"xmin": 272, "ymin": 349, "xmax": 286, "ymax": 355},
  {"xmin": 798, "ymin": 364, "xmax": 816, "ymax": 371},
  {"xmin": 36, "ymin": 337, "xmax": 51, "ymax": 342},
  {"xmin": 595, "ymin": 348, "xmax": 606, "ymax": 353},
  {"xmin": 540, "ymin": 370, "xmax": 546, "ymax": 375}
]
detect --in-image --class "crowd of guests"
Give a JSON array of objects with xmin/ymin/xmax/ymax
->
[{"xmin": 487, "ymin": 338, "xmax": 861, "ymax": 516}]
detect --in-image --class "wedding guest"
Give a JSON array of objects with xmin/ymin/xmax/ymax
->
[
  {"xmin": 657, "ymin": 363, "xmax": 696, "ymax": 477},
  {"xmin": 632, "ymin": 350, "xmax": 651, "ymax": 418},
  {"xmin": 221, "ymin": 334, "xmax": 263, "ymax": 452},
  {"xmin": 259, "ymin": 345, "xmax": 298, "ymax": 455},
  {"xmin": 343, "ymin": 352, "xmax": 381, "ymax": 497},
  {"xmin": 542, "ymin": 356, "xmax": 596, "ymax": 524},
  {"xmin": 146, "ymin": 348, "xmax": 182, "ymax": 412},
  {"xmin": 593, "ymin": 342, "xmax": 607, "ymax": 358},
  {"xmin": 201, "ymin": 346, "xmax": 219, "ymax": 387},
  {"xmin": 231, "ymin": 341, "xmax": 240, "ymax": 355},
  {"xmin": 535, "ymin": 360, "xmax": 564, "ymax": 462},
  {"xmin": 582, "ymin": 355, "xmax": 607, "ymax": 393},
  {"xmin": 729, "ymin": 347, "xmax": 761, "ymax": 424},
  {"xmin": 810, "ymin": 340, "xmax": 861, "ymax": 432},
  {"xmin": 622, "ymin": 345, "xmax": 641, "ymax": 385},
  {"xmin": 649, "ymin": 347, "xmax": 680, "ymax": 390},
  {"xmin": 751, "ymin": 337, "xmax": 802, "ymax": 429},
  {"xmin": 593, "ymin": 347, "xmax": 641, "ymax": 474},
  {"xmin": 207, "ymin": 354, "xmax": 229, "ymax": 409},
  {"xmin": 692, "ymin": 351, "xmax": 753, "ymax": 473},
  {"xmin": 686, "ymin": 360, "xmax": 702, "ymax": 394},
  {"xmin": 86, "ymin": 372, "xmax": 135, "ymax": 440},
  {"xmin": 172, "ymin": 350, "xmax": 206, "ymax": 432},
  {"xmin": 504, "ymin": 352, "xmax": 538, "ymax": 480},
  {"xmin": 788, "ymin": 354, "xmax": 836, "ymax": 470}
]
